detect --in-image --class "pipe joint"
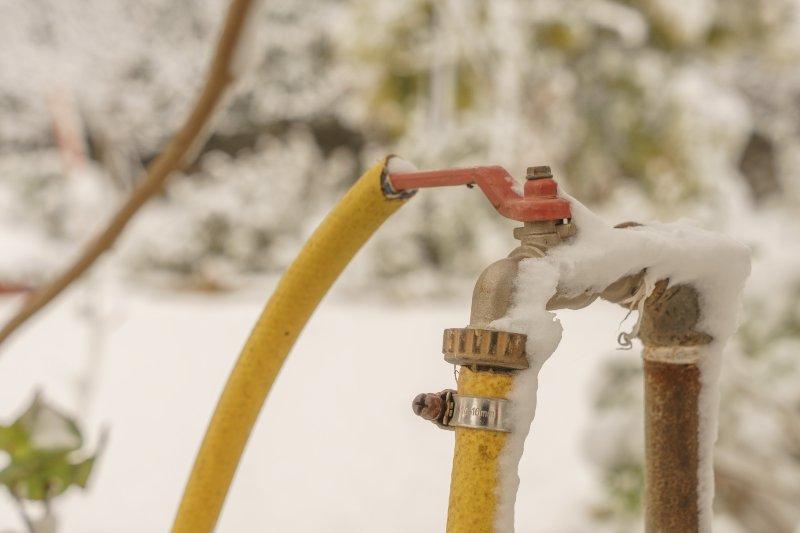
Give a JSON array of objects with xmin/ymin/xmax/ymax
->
[{"xmin": 639, "ymin": 280, "xmax": 713, "ymax": 348}]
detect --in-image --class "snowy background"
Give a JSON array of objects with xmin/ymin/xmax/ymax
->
[{"xmin": 1, "ymin": 0, "xmax": 799, "ymax": 531}]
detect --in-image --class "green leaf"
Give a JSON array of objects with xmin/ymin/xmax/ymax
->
[{"xmin": 0, "ymin": 394, "xmax": 103, "ymax": 501}]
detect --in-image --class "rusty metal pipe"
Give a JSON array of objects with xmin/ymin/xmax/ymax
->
[
  {"xmin": 643, "ymin": 348, "xmax": 702, "ymax": 532},
  {"xmin": 601, "ymin": 224, "xmax": 714, "ymax": 532},
  {"xmin": 638, "ymin": 282, "xmax": 712, "ymax": 533}
]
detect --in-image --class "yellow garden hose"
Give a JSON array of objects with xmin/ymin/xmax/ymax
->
[
  {"xmin": 447, "ymin": 368, "xmax": 514, "ymax": 533},
  {"xmin": 172, "ymin": 157, "xmax": 409, "ymax": 532}
]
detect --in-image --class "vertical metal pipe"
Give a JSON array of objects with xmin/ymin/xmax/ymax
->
[
  {"xmin": 642, "ymin": 347, "xmax": 701, "ymax": 532},
  {"xmin": 638, "ymin": 281, "xmax": 711, "ymax": 533}
]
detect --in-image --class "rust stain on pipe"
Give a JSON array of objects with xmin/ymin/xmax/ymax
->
[
  {"xmin": 639, "ymin": 281, "xmax": 710, "ymax": 533},
  {"xmin": 643, "ymin": 354, "xmax": 701, "ymax": 532}
]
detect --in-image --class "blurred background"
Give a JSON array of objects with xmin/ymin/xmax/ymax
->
[{"xmin": 0, "ymin": 0, "xmax": 799, "ymax": 531}]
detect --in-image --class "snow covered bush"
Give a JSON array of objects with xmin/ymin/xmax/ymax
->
[
  {"xmin": 3, "ymin": 0, "xmax": 798, "ymax": 290},
  {"xmin": 117, "ymin": 127, "xmax": 356, "ymax": 287}
]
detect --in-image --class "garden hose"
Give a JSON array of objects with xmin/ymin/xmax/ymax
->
[
  {"xmin": 447, "ymin": 367, "xmax": 514, "ymax": 533},
  {"xmin": 172, "ymin": 157, "xmax": 410, "ymax": 532}
]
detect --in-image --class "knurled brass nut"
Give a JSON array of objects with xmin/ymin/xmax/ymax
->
[{"xmin": 442, "ymin": 327, "xmax": 529, "ymax": 370}]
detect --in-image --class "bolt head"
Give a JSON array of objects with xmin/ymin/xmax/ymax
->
[
  {"xmin": 526, "ymin": 165, "xmax": 552, "ymax": 180},
  {"xmin": 412, "ymin": 393, "xmax": 445, "ymax": 421}
]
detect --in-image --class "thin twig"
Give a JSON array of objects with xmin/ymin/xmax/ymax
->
[
  {"xmin": 0, "ymin": 0, "xmax": 258, "ymax": 349},
  {"xmin": 727, "ymin": 369, "xmax": 800, "ymax": 445},
  {"xmin": 715, "ymin": 445, "xmax": 800, "ymax": 504},
  {"xmin": 715, "ymin": 454, "xmax": 799, "ymax": 532},
  {"xmin": 9, "ymin": 490, "xmax": 34, "ymax": 533}
]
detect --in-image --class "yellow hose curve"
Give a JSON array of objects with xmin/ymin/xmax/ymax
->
[{"xmin": 172, "ymin": 157, "xmax": 409, "ymax": 532}]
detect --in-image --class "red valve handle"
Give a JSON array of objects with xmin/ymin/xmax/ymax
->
[{"xmin": 387, "ymin": 166, "xmax": 572, "ymax": 222}]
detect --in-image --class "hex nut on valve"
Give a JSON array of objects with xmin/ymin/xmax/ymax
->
[{"xmin": 526, "ymin": 165, "xmax": 552, "ymax": 180}]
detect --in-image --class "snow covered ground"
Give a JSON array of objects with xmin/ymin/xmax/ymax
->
[{"xmin": 0, "ymin": 279, "xmax": 631, "ymax": 532}]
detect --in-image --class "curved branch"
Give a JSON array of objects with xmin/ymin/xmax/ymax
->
[{"xmin": 0, "ymin": 0, "xmax": 258, "ymax": 348}]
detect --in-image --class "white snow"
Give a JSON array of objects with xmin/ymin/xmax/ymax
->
[
  {"xmin": 490, "ymin": 260, "xmax": 562, "ymax": 532},
  {"xmin": 0, "ymin": 281, "xmax": 624, "ymax": 532},
  {"xmin": 26, "ymin": 401, "xmax": 83, "ymax": 451},
  {"xmin": 510, "ymin": 176, "xmax": 525, "ymax": 197},
  {"xmin": 386, "ymin": 156, "xmax": 418, "ymax": 175},
  {"xmin": 490, "ymin": 194, "xmax": 751, "ymax": 533}
]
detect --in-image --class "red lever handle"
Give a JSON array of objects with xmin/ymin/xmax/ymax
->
[{"xmin": 387, "ymin": 166, "xmax": 572, "ymax": 222}]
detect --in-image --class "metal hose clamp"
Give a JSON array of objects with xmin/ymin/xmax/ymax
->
[
  {"xmin": 413, "ymin": 390, "xmax": 513, "ymax": 432},
  {"xmin": 449, "ymin": 394, "xmax": 512, "ymax": 433}
]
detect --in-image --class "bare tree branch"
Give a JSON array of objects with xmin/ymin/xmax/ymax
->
[
  {"xmin": 0, "ymin": 0, "xmax": 258, "ymax": 349},
  {"xmin": 9, "ymin": 490, "xmax": 35, "ymax": 533}
]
